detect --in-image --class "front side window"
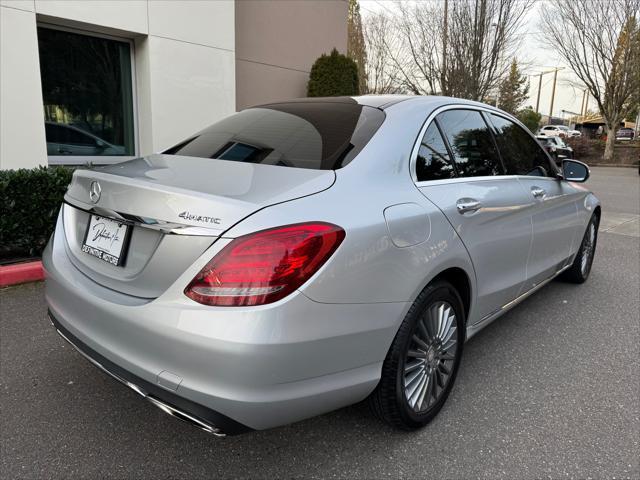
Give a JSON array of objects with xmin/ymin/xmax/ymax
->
[
  {"xmin": 489, "ymin": 114, "xmax": 553, "ymax": 177},
  {"xmin": 416, "ymin": 123, "xmax": 456, "ymax": 181},
  {"xmin": 38, "ymin": 27, "xmax": 135, "ymax": 159},
  {"xmin": 165, "ymin": 102, "xmax": 385, "ymax": 170},
  {"xmin": 436, "ymin": 109, "xmax": 503, "ymax": 177}
]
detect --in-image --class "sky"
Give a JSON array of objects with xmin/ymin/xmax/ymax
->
[{"xmin": 359, "ymin": 0, "xmax": 595, "ymax": 120}]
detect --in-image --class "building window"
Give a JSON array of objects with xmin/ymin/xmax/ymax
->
[{"xmin": 38, "ymin": 26, "xmax": 135, "ymax": 162}]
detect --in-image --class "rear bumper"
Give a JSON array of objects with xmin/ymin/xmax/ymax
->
[
  {"xmin": 49, "ymin": 310, "xmax": 247, "ymax": 436},
  {"xmin": 42, "ymin": 217, "xmax": 407, "ymax": 431}
]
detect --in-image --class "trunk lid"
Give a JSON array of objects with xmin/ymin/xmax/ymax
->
[{"xmin": 62, "ymin": 154, "xmax": 335, "ymax": 298}]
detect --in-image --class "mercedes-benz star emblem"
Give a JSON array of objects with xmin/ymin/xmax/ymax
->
[{"xmin": 89, "ymin": 181, "xmax": 101, "ymax": 203}]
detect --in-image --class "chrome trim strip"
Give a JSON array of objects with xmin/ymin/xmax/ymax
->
[
  {"xmin": 55, "ymin": 328, "xmax": 225, "ymax": 436},
  {"xmin": 409, "ymin": 103, "xmax": 560, "ymax": 183},
  {"xmin": 474, "ymin": 263, "xmax": 572, "ymax": 327},
  {"xmin": 63, "ymin": 200, "xmax": 221, "ymax": 237}
]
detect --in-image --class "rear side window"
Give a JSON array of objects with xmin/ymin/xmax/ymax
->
[
  {"xmin": 164, "ymin": 102, "xmax": 385, "ymax": 170},
  {"xmin": 489, "ymin": 114, "xmax": 553, "ymax": 176},
  {"xmin": 416, "ymin": 123, "xmax": 456, "ymax": 181},
  {"xmin": 436, "ymin": 109, "xmax": 503, "ymax": 177}
]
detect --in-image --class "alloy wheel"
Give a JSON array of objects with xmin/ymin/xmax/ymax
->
[
  {"xmin": 403, "ymin": 301, "xmax": 458, "ymax": 413},
  {"xmin": 581, "ymin": 222, "xmax": 596, "ymax": 275}
]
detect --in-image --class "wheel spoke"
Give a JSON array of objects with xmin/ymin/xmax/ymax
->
[
  {"xmin": 407, "ymin": 349, "xmax": 427, "ymax": 358},
  {"xmin": 404, "ymin": 367, "xmax": 423, "ymax": 388},
  {"xmin": 416, "ymin": 371, "xmax": 430, "ymax": 410},
  {"xmin": 430, "ymin": 370, "xmax": 438, "ymax": 399},
  {"xmin": 436, "ymin": 304, "xmax": 445, "ymax": 338},
  {"xmin": 404, "ymin": 359, "xmax": 424, "ymax": 374},
  {"xmin": 441, "ymin": 324, "xmax": 457, "ymax": 345},
  {"xmin": 425, "ymin": 305, "xmax": 438, "ymax": 340},
  {"xmin": 409, "ymin": 373, "xmax": 427, "ymax": 408},
  {"xmin": 440, "ymin": 352, "xmax": 456, "ymax": 361},
  {"xmin": 417, "ymin": 316, "xmax": 432, "ymax": 342},
  {"xmin": 406, "ymin": 370, "xmax": 425, "ymax": 401},
  {"xmin": 412, "ymin": 334, "xmax": 430, "ymax": 351},
  {"xmin": 438, "ymin": 362, "xmax": 451, "ymax": 375}
]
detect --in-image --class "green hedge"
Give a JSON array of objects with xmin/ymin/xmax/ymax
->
[
  {"xmin": 0, "ymin": 166, "xmax": 74, "ymax": 259},
  {"xmin": 307, "ymin": 48, "xmax": 359, "ymax": 97}
]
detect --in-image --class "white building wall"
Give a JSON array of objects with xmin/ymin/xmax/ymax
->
[
  {"xmin": 0, "ymin": 0, "xmax": 235, "ymax": 169},
  {"xmin": 0, "ymin": 1, "xmax": 47, "ymax": 170},
  {"xmin": 145, "ymin": 0, "xmax": 235, "ymax": 152}
]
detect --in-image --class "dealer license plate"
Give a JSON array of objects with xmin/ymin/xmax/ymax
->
[{"xmin": 81, "ymin": 214, "xmax": 131, "ymax": 266}]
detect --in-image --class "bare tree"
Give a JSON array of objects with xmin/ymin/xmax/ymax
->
[
  {"xmin": 362, "ymin": 12, "xmax": 405, "ymax": 94},
  {"xmin": 389, "ymin": 0, "xmax": 532, "ymax": 100},
  {"xmin": 541, "ymin": 0, "xmax": 640, "ymax": 161}
]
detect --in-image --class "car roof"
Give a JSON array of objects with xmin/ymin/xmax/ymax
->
[{"xmin": 254, "ymin": 95, "xmax": 499, "ymax": 111}]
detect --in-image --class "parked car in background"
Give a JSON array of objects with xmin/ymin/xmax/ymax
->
[
  {"xmin": 44, "ymin": 96, "xmax": 600, "ymax": 435},
  {"xmin": 538, "ymin": 125, "xmax": 567, "ymax": 138},
  {"xmin": 536, "ymin": 135, "xmax": 573, "ymax": 163},
  {"xmin": 45, "ymin": 121, "xmax": 125, "ymax": 156},
  {"xmin": 616, "ymin": 127, "xmax": 635, "ymax": 141},
  {"xmin": 567, "ymin": 128, "xmax": 582, "ymax": 138}
]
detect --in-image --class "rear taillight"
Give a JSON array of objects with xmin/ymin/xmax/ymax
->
[{"xmin": 184, "ymin": 222, "xmax": 345, "ymax": 306}]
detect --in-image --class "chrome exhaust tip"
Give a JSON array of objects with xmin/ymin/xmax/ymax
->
[{"xmin": 146, "ymin": 396, "xmax": 225, "ymax": 437}]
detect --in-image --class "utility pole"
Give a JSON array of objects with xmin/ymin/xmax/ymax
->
[
  {"xmin": 535, "ymin": 73, "xmax": 543, "ymax": 113},
  {"xmin": 533, "ymin": 67, "xmax": 564, "ymax": 118},
  {"xmin": 549, "ymin": 68, "xmax": 559, "ymax": 120},
  {"xmin": 441, "ymin": 0, "xmax": 448, "ymax": 95}
]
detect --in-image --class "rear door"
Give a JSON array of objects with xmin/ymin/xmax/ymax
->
[
  {"xmin": 415, "ymin": 109, "xmax": 532, "ymax": 323},
  {"xmin": 487, "ymin": 113, "xmax": 580, "ymax": 290}
]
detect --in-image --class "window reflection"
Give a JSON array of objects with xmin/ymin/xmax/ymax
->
[
  {"xmin": 416, "ymin": 123, "xmax": 455, "ymax": 181},
  {"xmin": 489, "ymin": 114, "xmax": 552, "ymax": 176},
  {"xmin": 437, "ymin": 110, "xmax": 503, "ymax": 177},
  {"xmin": 38, "ymin": 27, "xmax": 134, "ymax": 157}
]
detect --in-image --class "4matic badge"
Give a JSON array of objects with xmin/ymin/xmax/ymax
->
[{"xmin": 178, "ymin": 211, "xmax": 222, "ymax": 225}]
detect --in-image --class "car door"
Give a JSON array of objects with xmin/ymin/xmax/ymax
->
[
  {"xmin": 415, "ymin": 109, "xmax": 533, "ymax": 324},
  {"xmin": 487, "ymin": 113, "xmax": 580, "ymax": 290}
]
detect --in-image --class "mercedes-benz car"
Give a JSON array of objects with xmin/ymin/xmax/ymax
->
[{"xmin": 44, "ymin": 96, "xmax": 600, "ymax": 436}]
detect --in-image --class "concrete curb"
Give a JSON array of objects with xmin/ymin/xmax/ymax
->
[
  {"xmin": 0, "ymin": 261, "xmax": 44, "ymax": 287},
  {"xmin": 587, "ymin": 163, "xmax": 638, "ymax": 168}
]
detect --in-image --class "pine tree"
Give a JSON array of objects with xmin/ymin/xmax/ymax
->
[
  {"xmin": 498, "ymin": 59, "xmax": 529, "ymax": 115},
  {"xmin": 347, "ymin": 0, "xmax": 368, "ymax": 94}
]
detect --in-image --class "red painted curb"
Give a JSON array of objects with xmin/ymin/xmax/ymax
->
[{"xmin": 0, "ymin": 261, "xmax": 44, "ymax": 287}]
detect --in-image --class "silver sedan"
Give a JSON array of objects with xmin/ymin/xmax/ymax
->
[{"xmin": 44, "ymin": 95, "xmax": 600, "ymax": 435}]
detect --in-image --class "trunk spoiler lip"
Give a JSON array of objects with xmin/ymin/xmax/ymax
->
[{"xmin": 62, "ymin": 198, "xmax": 223, "ymax": 237}]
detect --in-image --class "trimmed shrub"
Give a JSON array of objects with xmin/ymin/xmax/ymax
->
[
  {"xmin": 0, "ymin": 166, "xmax": 74, "ymax": 259},
  {"xmin": 307, "ymin": 48, "xmax": 359, "ymax": 97},
  {"xmin": 516, "ymin": 107, "xmax": 542, "ymax": 134}
]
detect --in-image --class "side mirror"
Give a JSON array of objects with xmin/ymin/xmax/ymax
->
[{"xmin": 561, "ymin": 159, "xmax": 590, "ymax": 182}]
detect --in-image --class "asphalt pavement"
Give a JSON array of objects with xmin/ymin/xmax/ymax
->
[{"xmin": 1, "ymin": 167, "xmax": 639, "ymax": 479}]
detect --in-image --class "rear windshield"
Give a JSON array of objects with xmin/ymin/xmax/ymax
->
[{"xmin": 164, "ymin": 102, "xmax": 385, "ymax": 170}]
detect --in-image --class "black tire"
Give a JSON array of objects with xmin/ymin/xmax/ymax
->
[
  {"xmin": 368, "ymin": 280, "xmax": 465, "ymax": 430},
  {"xmin": 560, "ymin": 213, "xmax": 599, "ymax": 284}
]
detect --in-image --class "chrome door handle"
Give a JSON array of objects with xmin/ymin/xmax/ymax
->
[
  {"xmin": 456, "ymin": 198, "xmax": 482, "ymax": 214},
  {"xmin": 531, "ymin": 187, "xmax": 546, "ymax": 199}
]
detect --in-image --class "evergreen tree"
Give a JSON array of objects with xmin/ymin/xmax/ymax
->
[
  {"xmin": 348, "ymin": 0, "xmax": 368, "ymax": 94},
  {"xmin": 498, "ymin": 59, "xmax": 530, "ymax": 114}
]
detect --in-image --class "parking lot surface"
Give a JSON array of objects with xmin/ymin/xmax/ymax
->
[{"xmin": 1, "ymin": 167, "xmax": 639, "ymax": 479}]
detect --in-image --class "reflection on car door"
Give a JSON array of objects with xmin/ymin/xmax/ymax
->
[
  {"xmin": 487, "ymin": 113, "xmax": 580, "ymax": 290},
  {"xmin": 415, "ymin": 109, "xmax": 533, "ymax": 324}
]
